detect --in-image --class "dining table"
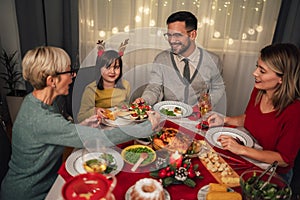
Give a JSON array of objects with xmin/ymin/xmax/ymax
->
[{"xmin": 45, "ymin": 107, "xmax": 267, "ymax": 200}]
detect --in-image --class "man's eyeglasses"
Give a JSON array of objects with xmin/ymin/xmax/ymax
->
[
  {"xmin": 55, "ymin": 69, "xmax": 77, "ymax": 77},
  {"xmin": 163, "ymin": 29, "xmax": 194, "ymax": 40}
]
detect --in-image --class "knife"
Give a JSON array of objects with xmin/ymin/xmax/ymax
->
[{"xmin": 217, "ymin": 152, "xmax": 247, "ymax": 164}]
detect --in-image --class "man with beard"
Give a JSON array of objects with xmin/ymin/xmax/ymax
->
[{"xmin": 135, "ymin": 11, "xmax": 225, "ymax": 107}]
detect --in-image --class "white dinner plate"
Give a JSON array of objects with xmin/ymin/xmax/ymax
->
[
  {"xmin": 65, "ymin": 148, "xmax": 124, "ymax": 176},
  {"xmin": 102, "ymin": 117, "xmax": 133, "ymax": 127},
  {"xmin": 205, "ymin": 127, "xmax": 254, "ymax": 149},
  {"xmin": 118, "ymin": 115, "xmax": 148, "ymax": 123},
  {"xmin": 153, "ymin": 101, "xmax": 193, "ymax": 118},
  {"xmin": 125, "ymin": 185, "xmax": 171, "ymax": 200},
  {"xmin": 197, "ymin": 184, "xmax": 234, "ymax": 200}
]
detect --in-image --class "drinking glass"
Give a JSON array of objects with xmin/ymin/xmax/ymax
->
[
  {"xmin": 197, "ymin": 92, "xmax": 212, "ymax": 135},
  {"xmin": 198, "ymin": 92, "xmax": 212, "ymax": 119},
  {"xmin": 82, "ymin": 140, "xmax": 108, "ymax": 174}
]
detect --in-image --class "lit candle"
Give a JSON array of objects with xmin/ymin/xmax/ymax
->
[{"xmin": 170, "ymin": 151, "xmax": 183, "ymax": 168}]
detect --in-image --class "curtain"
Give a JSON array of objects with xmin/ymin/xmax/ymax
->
[
  {"xmin": 272, "ymin": 0, "xmax": 300, "ymax": 48},
  {"xmin": 14, "ymin": 0, "xmax": 79, "ymax": 117},
  {"xmin": 78, "ymin": 0, "xmax": 281, "ymax": 116}
]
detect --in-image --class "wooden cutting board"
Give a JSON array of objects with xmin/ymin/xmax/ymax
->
[{"xmin": 198, "ymin": 141, "xmax": 240, "ymax": 188}]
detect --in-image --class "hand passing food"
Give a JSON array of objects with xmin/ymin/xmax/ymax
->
[{"xmin": 80, "ymin": 115, "xmax": 101, "ymax": 128}]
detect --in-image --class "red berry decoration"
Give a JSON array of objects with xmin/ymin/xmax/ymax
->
[
  {"xmin": 158, "ymin": 169, "xmax": 167, "ymax": 178},
  {"xmin": 150, "ymin": 156, "xmax": 203, "ymax": 187},
  {"xmin": 188, "ymin": 168, "xmax": 196, "ymax": 178}
]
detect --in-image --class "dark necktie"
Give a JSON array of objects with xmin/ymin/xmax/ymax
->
[{"xmin": 183, "ymin": 58, "xmax": 190, "ymax": 83}]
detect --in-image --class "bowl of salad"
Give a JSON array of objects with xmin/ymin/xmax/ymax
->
[{"xmin": 240, "ymin": 169, "xmax": 292, "ymax": 200}]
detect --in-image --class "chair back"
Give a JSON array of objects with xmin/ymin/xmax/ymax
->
[{"xmin": 0, "ymin": 120, "xmax": 11, "ymax": 184}]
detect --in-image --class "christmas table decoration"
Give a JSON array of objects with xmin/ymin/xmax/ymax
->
[{"xmin": 150, "ymin": 153, "xmax": 203, "ymax": 188}]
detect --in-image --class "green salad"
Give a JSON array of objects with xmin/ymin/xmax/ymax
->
[
  {"xmin": 241, "ymin": 173, "xmax": 291, "ymax": 200},
  {"xmin": 160, "ymin": 108, "xmax": 176, "ymax": 116}
]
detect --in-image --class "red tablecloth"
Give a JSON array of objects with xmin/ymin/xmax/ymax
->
[{"xmin": 58, "ymin": 120, "xmax": 258, "ymax": 200}]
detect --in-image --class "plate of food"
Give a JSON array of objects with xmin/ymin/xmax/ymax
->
[
  {"xmin": 121, "ymin": 145, "xmax": 156, "ymax": 166},
  {"xmin": 205, "ymin": 127, "xmax": 254, "ymax": 149},
  {"xmin": 197, "ymin": 183, "xmax": 240, "ymax": 200},
  {"xmin": 153, "ymin": 101, "xmax": 193, "ymax": 118},
  {"xmin": 102, "ymin": 117, "xmax": 133, "ymax": 127},
  {"xmin": 101, "ymin": 108, "xmax": 133, "ymax": 127},
  {"xmin": 152, "ymin": 127, "xmax": 203, "ymax": 156},
  {"xmin": 125, "ymin": 178, "xmax": 170, "ymax": 200},
  {"xmin": 119, "ymin": 102, "xmax": 152, "ymax": 122},
  {"xmin": 65, "ymin": 148, "xmax": 124, "ymax": 176}
]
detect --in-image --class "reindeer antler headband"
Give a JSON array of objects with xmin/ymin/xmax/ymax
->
[{"xmin": 97, "ymin": 39, "xmax": 129, "ymax": 57}]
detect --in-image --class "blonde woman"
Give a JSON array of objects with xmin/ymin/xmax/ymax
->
[{"xmin": 0, "ymin": 46, "xmax": 160, "ymax": 200}]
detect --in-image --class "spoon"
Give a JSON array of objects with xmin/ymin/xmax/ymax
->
[{"xmin": 131, "ymin": 152, "xmax": 148, "ymax": 172}]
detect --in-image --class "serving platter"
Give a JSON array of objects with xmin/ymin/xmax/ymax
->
[
  {"xmin": 205, "ymin": 127, "xmax": 254, "ymax": 149},
  {"xmin": 153, "ymin": 101, "xmax": 193, "ymax": 118},
  {"xmin": 65, "ymin": 148, "xmax": 124, "ymax": 176}
]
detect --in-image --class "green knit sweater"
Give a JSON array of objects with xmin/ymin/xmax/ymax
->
[{"xmin": 0, "ymin": 93, "xmax": 153, "ymax": 200}]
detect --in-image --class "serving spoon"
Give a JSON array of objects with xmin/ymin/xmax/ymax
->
[{"xmin": 131, "ymin": 152, "xmax": 148, "ymax": 172}]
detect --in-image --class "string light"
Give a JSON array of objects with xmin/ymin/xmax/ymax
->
[
  {"xmin": 112, "ymin": 27, "xmax": 119, "ymax": 34},
  {"xmin": 149, "ymin": 20, "xmax": 156, "ymax": 27},
  {"xmin": 214, "ymin": 31, "xmax": 221, "ymax": 38},
  {"xmin": 93, "ymin": 0, "xmax": 268, "ymax": 42},
  {"xmin": 124, "ymin": 25, "xmax": 130, "ymax": 32},
  {"xmin": 99, "ymin": 30, "xmax": 106, "ymax": 37},
  {"xmin": 135, "ymin": 16, "xmax": 141, "ymax": 22}
]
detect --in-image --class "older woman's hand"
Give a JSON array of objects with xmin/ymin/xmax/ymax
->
[
  {"xmin": 80, "ymin": 115, "xmax": 101, "ymax": 128},
  {"xmin": 207, "ymin": 113, "xmax": 225, "ymax": 127},
  {"xmin": 146, "ymin": 111, "xmax": 160, "ymax": 131}
]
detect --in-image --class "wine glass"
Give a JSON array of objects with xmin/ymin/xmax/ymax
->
[
  {"xmin": 197, "ymin": 92, "xmax": 212, "ymax": 135},
  {"xmin": 82, "ymin": 140, "xmax": 108, "ymax": 174},
  {"xmin": 80, "ymin": 140, "xmax": 117, "ymax": 200},
  {"xmin": 198, "ymin": 92, "xmax": 212, "ymax": 118}
]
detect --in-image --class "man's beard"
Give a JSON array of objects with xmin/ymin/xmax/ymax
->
[{"xmin": 170, "ymin": 39, "xmax": 191, "ymax": 56}]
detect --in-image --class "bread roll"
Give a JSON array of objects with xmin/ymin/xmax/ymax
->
[
  {"xmin": 208, "ymin": 183, "xmax": 227, "ymax": 192},
  {"xmin": 206, "ymin": 191, "xmax": 242, "ymax": 200}
]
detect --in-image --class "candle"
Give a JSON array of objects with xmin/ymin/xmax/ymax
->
[{"xmin": 170, "ymin": 151, "xmax": 183, "ymax": 168}]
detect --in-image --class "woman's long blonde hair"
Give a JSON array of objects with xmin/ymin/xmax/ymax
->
[{"xmin": 256, "ymin": 43, "xmax": 300, "ymax": 115}]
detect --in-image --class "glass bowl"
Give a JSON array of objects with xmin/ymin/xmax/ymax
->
[{"xmin": 240, "ymin": 169, "xmax": 292, "ymax": 200}]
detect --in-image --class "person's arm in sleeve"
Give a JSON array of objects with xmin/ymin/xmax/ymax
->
[
  {"xmin": 77, "ymin": 85, "xmax": 97, "ymax": 123},
  {"xmin": 141, "ymin": 63, "xmax": 164, "ymax": 105},
  {"xmin": 208, "ymin": 53, "xmax": 226, "ymax": 107}
]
